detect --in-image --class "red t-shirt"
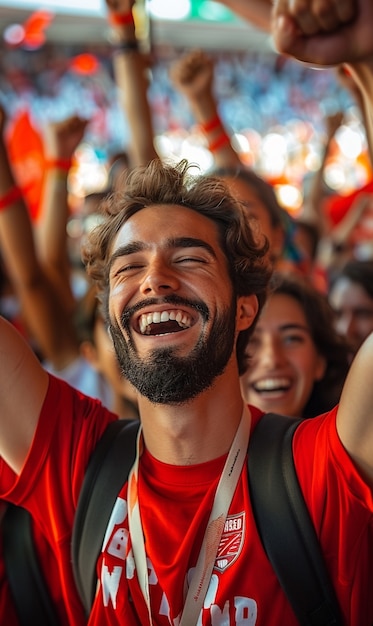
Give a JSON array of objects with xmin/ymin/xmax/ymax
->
[
  {"xmin": 1, "ymin": 375, "xmax": 373, "ymax": 625},
  {"xmin": 0, "ymin": 375, "xmax": 118, "ymax": 626}
]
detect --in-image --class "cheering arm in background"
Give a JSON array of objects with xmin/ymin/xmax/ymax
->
[
  {"xmin": 170, "ymin": 49, "xmax": 242, "ymax": 169},
  {"xmin": 105, "ymin": 0, "xmax": 158, "ymax": 167},
  {"xmin": 0, "ymin": 105, "xmax": 79, "ymax": 369}
]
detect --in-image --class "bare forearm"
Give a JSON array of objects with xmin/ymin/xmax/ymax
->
[
  {"xmin": 346, "ymin": 59, "xmax": 373, "ymax": 165},
  {"xmin": 0, "ymin": 315, "xmax": 48, "ymax": 474},
  {"xmin": 337, "ymin": 331, "xmax": 373, "ymax": 485},
  {"xmin": 215, "ymin": 0, "xmax": 272, "ymax": 32},
  {"xmin": 113, "ymin": 50, "xmax": 158, "ymax": 166},
  {"xmin": 36, "ymin": 167, "xmax": 74, "ymax": 310},
  {"xmin": 0, "ymin": 133, "xmax": 78, "ymax": 369}
]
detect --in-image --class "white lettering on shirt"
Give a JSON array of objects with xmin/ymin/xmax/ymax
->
[
  {"xmin": 234, "ymin": 597, "xmax": 257, "ymax": 625},
  {"xmin": 224, "ymin": 518, "xmax": 242, "ymax": 532},
  {"xmin": 107, "ymin": 527, "xmax": 129, "ymax": 560},
  {"xmin": 102, "ymin": 497, "xmax": 127, "ymax": 552},
  {"xmin": 101, "ymin": 563, "xmax": 122, "ymax": 609},
  {"xmin": 99, "ymin": 497, "xmax": 258, "ymax": 624}
]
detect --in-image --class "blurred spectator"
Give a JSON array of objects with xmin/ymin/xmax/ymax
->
[
  {"xmin": 329, "ymin": 258, "xmax": 373, "ymax": 358},
  {"xmin": 170, "ymin": 49, "xmax": 305, "ymax": 273},
  {"xmin": 213, "ymin": 165, "xmax": 301, "ymax": 270}
]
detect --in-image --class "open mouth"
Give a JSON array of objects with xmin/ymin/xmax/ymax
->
[
  {"xmin": 252, "ymin": 377, "xmax": 292, "ymax": 396},
  {"xmin": 138, "ymin": 309, "xmax": 194, "ymax": 335}
]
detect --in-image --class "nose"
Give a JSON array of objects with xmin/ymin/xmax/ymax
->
[
  {"xmin": 140, "ymin": 258, "xmax": 180, "ymax": 296},
  {"xmin": 257, "ymin": 334, "xmax": 286, "ymax": 369},
  {"xmin": 335, "ymin": 312, "xmax": 356, "ymax": 340}
]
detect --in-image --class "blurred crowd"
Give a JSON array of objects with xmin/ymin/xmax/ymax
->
[{"xmin": 1, "ymin": 0, "xmax": 373, "ymax": 624}]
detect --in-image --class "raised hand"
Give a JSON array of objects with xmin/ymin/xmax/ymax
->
[
  {"xmin": 271, "ymin": 0, "xmax": 373, "ymax": 65},
  {"xmin": 169, "ymin": 49, "xmax": 215, "ymax": 106},
  {"xmin": 43, "ymin": 115, "xmax": 89, "ymax": 161}
]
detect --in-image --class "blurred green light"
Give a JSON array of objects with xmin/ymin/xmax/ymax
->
[{"xmin": 192, "ymin": 0, "xmax": 235, "ymax": 22}]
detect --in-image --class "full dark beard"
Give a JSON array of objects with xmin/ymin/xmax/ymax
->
[{"xmin": 109, "ymin": 296, "xmax": 237, "ymax": 405}]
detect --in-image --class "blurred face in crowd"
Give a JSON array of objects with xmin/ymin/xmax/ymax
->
[
  {"xmin": 222, "ymin": 176, "xmax": 284, "ymax": 260},
  {"xmin": 79, "ymin": 312, "xmax": 139, "ymax": 417},
  {"xmin": 329, "ymin": 276, "xmax": 373, "ymax": 356},
  {"xmin": 240, "ymin": 292, "xmax": 326, "ymax": 417}
]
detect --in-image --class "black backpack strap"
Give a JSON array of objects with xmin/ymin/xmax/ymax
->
[
  {"xmin": 248, "ymin": 412, "xmax": 344, "ymax": 626},
  {"xmin": 72, "ymin": 418, "xmax": 140, "ymax": 616},
  {"xmin": 2, "ymin": 503, "xmax": 61, "ymax": 626}
]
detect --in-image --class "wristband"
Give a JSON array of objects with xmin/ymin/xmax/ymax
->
[
  {"xmin": 109, "ymin": 11, "xmax": 134, "ymax": 26},
  {"xmin": 0, "ymin": 185, "xmax": 22, "ymax": 211},
  {"xmin": 208, "ymin": 132, "xmax": 230, "ymax": 153},
  {"xmin": 113, "ymin": 40, "xmax": 139, "ymax": 54},
  {"xmin": 45, "ymin": 158, "xmax": 72, "ymax": 171},
  {"xmin": 200, "ymin": 113, "xmax": 222, "ymax": 134}
]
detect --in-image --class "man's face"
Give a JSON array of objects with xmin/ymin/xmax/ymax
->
[{"xmin": 107, "ymin": 204, "xmax": 239, "ymax": 404}]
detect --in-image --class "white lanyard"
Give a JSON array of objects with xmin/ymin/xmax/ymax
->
[{"xmin": 127, "ymin": 406, "xmax": 251, "ymax": 626}]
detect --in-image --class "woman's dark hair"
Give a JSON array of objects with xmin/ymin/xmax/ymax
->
[
  {"xmin": 82, "ymin": 158, "xmax": 273, "ymax": 367},
  {"xmin": 211, "ymin": 166, "xmax": 304, "ymax": 264},
  {"xmin": 212, "ymin": 166, "xmax": 284, "ymax": 228},
  {"xmin": 242, "ymin": 272, "xmax": 351, "ymax": 417}
]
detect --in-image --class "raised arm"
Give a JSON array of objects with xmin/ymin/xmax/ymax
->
[
  {"xmin": 105, "ymin": 0, "xmax": 158, "ymax": 167},
  {"xmin": 271, "ymin": 0, "xmax": 359, "ymax": 64},
  {"xmin": 270, "ymin": 0, "xmax": 373, "ymax": 181},
  {"xmin": 301, "ymin": 110, "xmax": 343, "ymax": 236},
  {"xmin": 215, "ymin": 0, "xmax": 272, "ymax": 32},
  {"xmin": 0, "ymin": 315, "xmax": 48, "ymax": 474},
  {"xmin": 0, "ymin": 105, "xmax": 79, "ymax": 369},
  {"xmin": 169, "ymin": 49, "xmax": 242, "ymax": 169},
  {"xmin": 36, "ymin": 114, "xmax": 88, "ymax": 311},
  {"xmin": 337, "ymin": 331, "xmax": 373, "ymax": 485}
]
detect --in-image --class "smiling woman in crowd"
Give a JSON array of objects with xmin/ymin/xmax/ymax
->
[{"xmin": 239, "ymin": 272, "xmax": 351, "ymax": 418}]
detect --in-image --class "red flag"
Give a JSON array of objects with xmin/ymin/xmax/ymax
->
[{"xmin": 5, "ymin": 109, "xmax": 45, "ymax": 221}]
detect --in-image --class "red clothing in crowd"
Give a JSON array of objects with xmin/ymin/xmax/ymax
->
[{"xmin": 1, "ymin": 374, "xmax": 372, "ymax": 626}]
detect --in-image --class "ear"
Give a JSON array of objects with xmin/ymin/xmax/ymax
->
[{"xmin": 236, "ymin": 294, "xmax": 259, "ymax": 332}]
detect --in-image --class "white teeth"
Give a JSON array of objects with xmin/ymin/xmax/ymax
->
[
  {"xmin": 254, "ymin": 378, "xmax": 291, "ymax": 392},
  {"xmin": 138, "ymin": 309, "xmax": 193, "ymax": 335}
]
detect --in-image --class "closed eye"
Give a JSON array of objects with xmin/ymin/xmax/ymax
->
[
  {"xmin": 282, "ymin": 332, "xmax": 307, "ymax": 345},
  {"xmin": 175, "ymin": 256, "xmax": 207, "ymax": 265},
  {"xmin": 113, "ymin": 262, "xmax": 145, "ymax": 277}
]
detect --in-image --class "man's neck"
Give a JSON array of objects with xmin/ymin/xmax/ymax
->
[{"xmin": 138, "ymin": 377, "xmax": 247, "ymax": 465}]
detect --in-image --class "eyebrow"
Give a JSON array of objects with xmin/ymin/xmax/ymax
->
[
  {"xmin": 255, "ymin": 323, "xmax": 311, "ymax": 335},
  {"xmin": 280, "ymin": 323, "xmax": 311, "ymax": 332},
  {"xmin": 109, "ymin": 236, "xmax": 217, "ymax": 270}
]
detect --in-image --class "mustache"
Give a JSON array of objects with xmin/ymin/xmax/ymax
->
[{"xmin": 120, "ymin": 295, "xmax": 209, "ymax": 329}]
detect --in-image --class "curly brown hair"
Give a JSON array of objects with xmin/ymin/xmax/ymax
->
[{"xmin": 82, "ymin": 158, "xmax": 273, "ymax": 366}]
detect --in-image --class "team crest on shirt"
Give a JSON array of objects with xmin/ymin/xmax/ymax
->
[{"xmin": 214, "ymin": 511, "xmax": 245, "ymax": 572}]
